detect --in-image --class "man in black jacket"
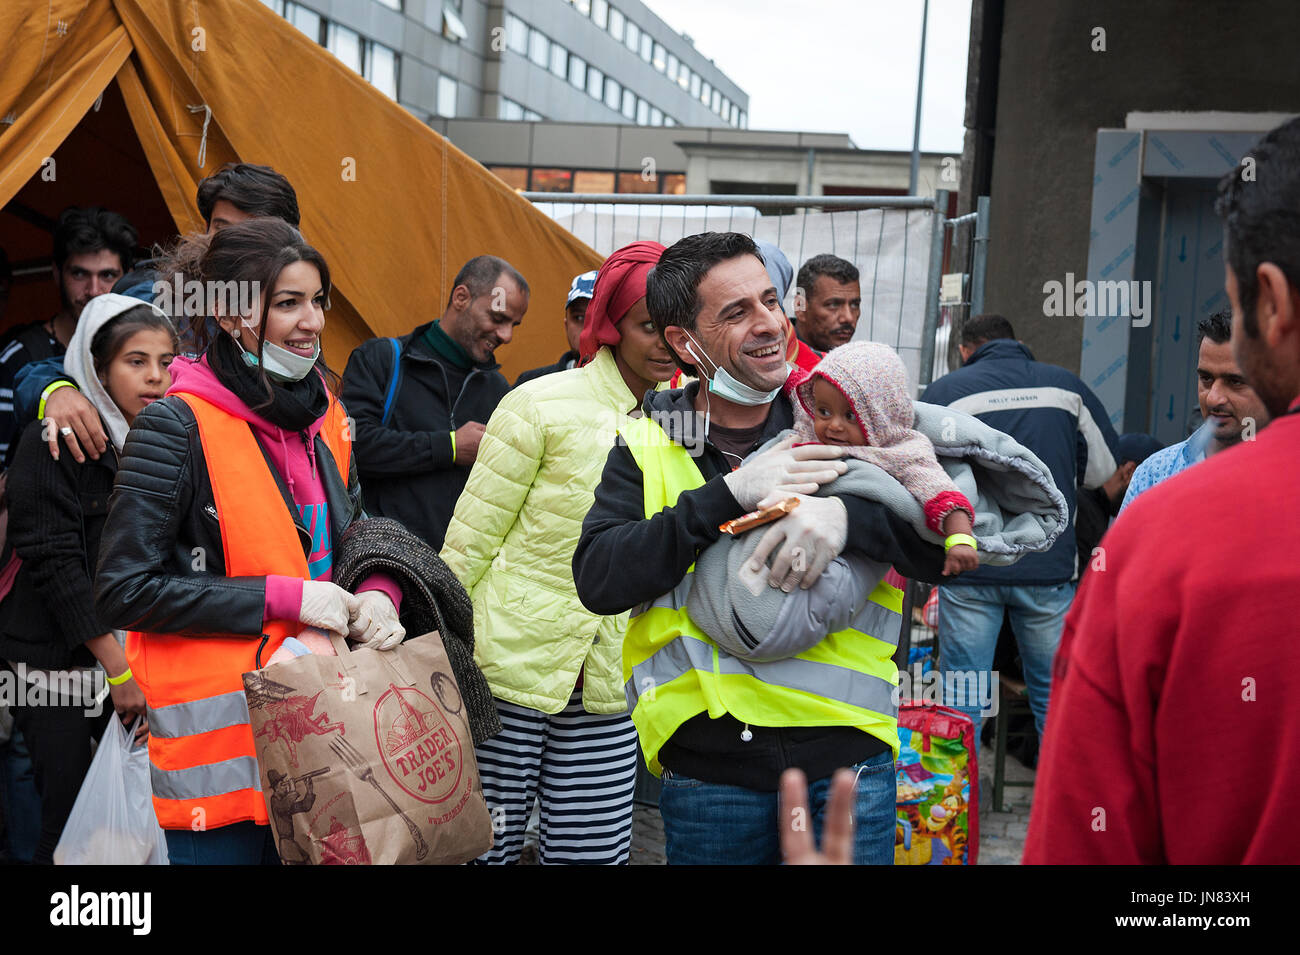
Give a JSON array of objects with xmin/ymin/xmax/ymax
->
[
  {"xmin": 573, "ymin": 232, "xmax": 945, "ymax": 865},
  {"xmin": 342, "ymin": 255, "xmax": 529, "ymax": 550}
]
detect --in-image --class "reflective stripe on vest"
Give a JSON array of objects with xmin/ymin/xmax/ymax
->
[
  {"xmin": 618, "ymin": 415, "xmax": 903, "ymax": 776},
  {"xmin": 126, "ymin": 389, "xmax": 352, "ymax": 830}
]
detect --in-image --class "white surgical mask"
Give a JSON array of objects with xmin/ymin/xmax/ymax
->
[
  {"xmin": 682, "ymin": 331, "xmax": 787, "ymax": 406},
  {"xmin": 234, "ymin": 333, "xmax": 320, "ymax": 383}
]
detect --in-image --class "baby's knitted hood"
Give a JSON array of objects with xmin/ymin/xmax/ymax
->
[{"xmin": 792, "ymin": 341, "xmax": 915, "ymax": 452}]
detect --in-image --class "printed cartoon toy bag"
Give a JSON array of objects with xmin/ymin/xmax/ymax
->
[
  {"xmin": 243, "ymin": 631, "xmax": 493, "ymax": 865},
  {"xmin": 894, "ymin": 703, "xmax": 978, "ymax": 865}
]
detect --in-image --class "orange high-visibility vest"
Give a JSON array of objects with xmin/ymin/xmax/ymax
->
[{"xmin": 126, "ymin": 390, "xmax": 352, "ymax": 831}]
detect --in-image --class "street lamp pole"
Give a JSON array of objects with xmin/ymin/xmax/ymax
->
[{"xmin": 908, "ymin": 0, "xmax": 930, "ymax": 196}]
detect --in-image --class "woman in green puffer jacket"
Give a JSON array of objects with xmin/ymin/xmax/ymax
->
[{"xmin": 440, "ymin": 241, "xmax": 675, "ymax": 865}]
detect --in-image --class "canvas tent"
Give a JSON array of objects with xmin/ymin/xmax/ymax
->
[{"xmin": 0, "ymin": 0, "xmax": 601, "ymax": 381}]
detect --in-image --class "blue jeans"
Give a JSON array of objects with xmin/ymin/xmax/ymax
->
[
  {"xmin": 0, "ymin": 727, "xmax": 42, "ymax": 863},
  {"xmin": 937, "ymin": 582, "xmax": 1075, "ymax": 736},
  {"xmin": 658, "ymin": 750, "xmax": 896, "ymax": 865},
  {"xmin": 165, "ymin": 821, "xmax": 279, "ymax": 865}
]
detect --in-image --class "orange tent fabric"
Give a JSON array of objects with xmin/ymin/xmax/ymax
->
[{"xmin": 0, "ymin": 0, "xmax": 601, "ymax": 380}]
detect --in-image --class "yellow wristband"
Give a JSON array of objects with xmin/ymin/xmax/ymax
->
[
  {"xmin": 106, "ymin": 666, "xmax": 133, "ymax": 685},
  {"xmin": 944, "ymin": 533, "xmax": 977, "ymax": 553},
  {"xmin": 450, "ymin": 430, "xmax": 457, "ymax": 462},
  {"xmin": 38, "ymin": 379, "xmax": 78, "ymax": 420}
]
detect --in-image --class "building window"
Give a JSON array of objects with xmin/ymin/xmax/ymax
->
[
  {"xmin": 529, "ymin": 29, "xmax": 549, "ymax": 68},
  {"xmin": 489, "ymin": 166, "xmax": 528, "ymax": 190},
  {"xmin": 739, "ymin": 111, "xmax": 747, "ymax": 129},
  {"xmin": 327, "ymin": 22, "xmax": 363, "ymax": 73},
  {"xmin": 690, "ymin": 72, "xmax": 701, "ymax": 98},
  {"xmin": 442, "ymin": 4, "xmax": 468, "ymax": 43},
  {"xmin": 374, "ymin": 0, "xmax": 400, "ymax": 8},
  {"xmin": 284, "ymin": 2, "xmax": 321, "ymax": 42},
  {"xmin": 617, "ymin": 171, "xmax": 658, "ymax": 194},
  {"xmin": 624, "ymin": 20, "xmax": 639, "ymax": 54},
  {"xmin": 711, "ymin": 88, "xmax": 721, "ymax": 113},
  {"xmin": 652, "ymin": 42, "xmax": 666, "ymax": 72},
  {"xmin": 662, "ymin": 173, "xmax": 686, "ymax": 194},
  {"xmin": 663, "ymin": 116, "xmax": 676, "ymax": 127},
  {"xmin": 635, "ymin": 98, "xmax": 648, "ymax": 125},
  {"xmin": 608, "ymin": 7, "xmax": 624, "ymax": 42},
  {"xmin": 568, "ymin": 54, "xmax": 586, "ymax": 89},
  {"xmin": 436, "ymin": 74, "xmax": 457, "ymax": 117},
  {"xmin": 730, "ymin": 103, "xmax": 739, "ymax": 126},
  {"xmin": 587, "ymin": 65, "xmax": 604, "ymax": 100},
  {"xmin": 368, "ymin": 42, "xmax": 399, "ymax": 99},
  {"xmin": 531, "ymin": 168, "xmax": 573, "ymax": 193},
  {"xmin": 260, "ymin": 0, "xmax": 283, "ymax": 14},
  {"xmin": 593, "ymin": 0, "xmax": 609, "ymax": 29},
  {"xmin": 524, "ymin": 109, "xmax": 542, "ymax": 121},
  {"xmin": 639, "ymin": 32, "xmax": 652, "ymax": 62},
  {"xmin": 574, "ymin": 0, "xmax": 591, "ymax": 14},
  {"xmin": 701, "ymin": 80, "xmax": 711, "ymax": 106},
  {"xmin": 719, "ymin": 95, "xmax": 729, "ymax": 118},
  {"xmin": 498, "ymin": 98, "xmax": 524, "ymax": 120},
  {"xmin": 574, "ymin": 170, "xmax": 615, "ymax": 193},
  {"xmin": 649, "ymin": 106, "xmax": 663, "ymax": 126},
  {"xmin": 621, "ymin": 88, "xmax": 636, "ymax": 120},
  {"xmin": 506, "ymin": 14, "xmax": 527, "ymax": 54},
  {"xmin": 678, "ymin": 64, "xmax": 690, "ymax": 91},
  {"xmin": 549, "ymin": 42, "xmax": 567, "ymax": 77},
  {"xmin": 604, "ymin": 76, "xmax": 621, "ymax": 111}
]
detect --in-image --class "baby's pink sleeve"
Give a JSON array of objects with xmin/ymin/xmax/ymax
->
[{"xmin": 925, "ymin": 491, "xmax": 975, "ymax": 534}]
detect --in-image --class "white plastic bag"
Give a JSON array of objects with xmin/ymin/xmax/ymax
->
[{"xmin": 54, "ymin": 716, "xmax": 168, "ymax": 865}]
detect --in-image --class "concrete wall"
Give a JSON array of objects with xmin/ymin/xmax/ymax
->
[{"xmin": 981, "ymin": 0, "xmax": 1300, "ymax": 373}]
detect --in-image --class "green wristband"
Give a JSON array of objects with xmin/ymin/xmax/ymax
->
[
  {"xmin": 944, "ymin": 533, "xmax": 977, "ymax": 553},
  {"xmin": 450, "ymin": 430, "xmax": 457, "ymax": 462},
  {"xmin": 38, "ymin": 380, "xmax": 78, "ymax": 420}
]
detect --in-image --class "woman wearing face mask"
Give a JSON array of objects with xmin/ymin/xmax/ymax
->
[
  {"xmin": 94, "ymin": 218, "xmax": 404, "ymax": 865},
  {"xmin": 0, "ymin": 294, "xmax": 176, "ymax": 864},
  {"xmin": 440, "ymin": 241, "xmax": 677, "ymax": 865}
]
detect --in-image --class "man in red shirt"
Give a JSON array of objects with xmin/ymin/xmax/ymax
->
[{"xmin": 1024, "ymin": 116, "xmax": 1300, "ymax": 864}]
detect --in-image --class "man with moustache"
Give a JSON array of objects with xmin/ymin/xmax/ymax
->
[
  {"xmin": 342, "ymin": 255, "xmax": 529, "ymax": 550},
  {"xmin": 1024, "ymin": 116, "xmax": 1300, "ymax": 864},
  {"xmin": 0, "ymin": 206, "xmax": 137, "ymax": 467},
  {"xmin": 793, "ymin": 254, "xmax": 861, "ymax": 353},
  {"xmin": 1119, "ymin": 309, "xmax": 1271, "ymax": 512}
]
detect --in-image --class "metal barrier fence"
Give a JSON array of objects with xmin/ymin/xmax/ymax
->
[
  {"xmin": 931, "ymin": 195, "xmax": 991, "ymax": 382},
  {"xmin": 525, "ymin": 191, "xmax": 973, "ymax": 391}
]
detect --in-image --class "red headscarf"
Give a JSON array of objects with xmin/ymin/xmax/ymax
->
[{"xmin": 579, "ymin": 240, "xmax": 666, "ymax": 363}]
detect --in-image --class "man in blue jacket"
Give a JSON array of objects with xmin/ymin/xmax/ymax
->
[{"xmin": 920, "ymin": 314, "xmax": 1119, "ymax": 737}]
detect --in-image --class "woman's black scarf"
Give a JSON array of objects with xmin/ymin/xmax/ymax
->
[{"xmin": 207, "ymin": 331, "xmax": 328, "ymax": 432}]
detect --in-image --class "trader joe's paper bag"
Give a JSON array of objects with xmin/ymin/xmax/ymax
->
[{"xmin": 243, "ymin": 631, "xmax": 492, "ymax": 865}]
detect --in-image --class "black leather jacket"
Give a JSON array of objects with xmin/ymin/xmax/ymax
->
[{"xmin": 93, "ymin": 395, "xmax": 363, "ymax": 643}]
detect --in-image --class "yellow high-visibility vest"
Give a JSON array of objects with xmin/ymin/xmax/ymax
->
[{"xmin": 619, "ymin": 415, "xmax": 903, "ymax": 776}]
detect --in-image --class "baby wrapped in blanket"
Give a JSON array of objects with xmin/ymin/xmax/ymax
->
[{"xmin": 686, "ymin": 342, "xmax": 1069, "ymax": 662}]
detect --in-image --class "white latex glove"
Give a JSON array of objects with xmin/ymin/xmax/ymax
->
[
  {"xmin": 348, "ymin": 590, "xmax": 405, "ymax": 651},
  {"xmin": 722, "ymin": 436, "xmax": 847, "ymax": 510},
  {"xmin": 746, "ymin": 494, "xmax": 849, "ymax": 592},
  {"xmin": 299, "ymin": 581, "xmax": 359, "ymax": 634}
]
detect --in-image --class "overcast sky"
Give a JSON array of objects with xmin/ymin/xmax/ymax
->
[{"xmin": 641, "ymin": 0, "xmax": 972, "ymax": 153}]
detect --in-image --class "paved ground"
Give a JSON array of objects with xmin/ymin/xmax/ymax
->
[{"xmin": 525, "ymin": 742, "xmax": 1034, "ymax": 865}]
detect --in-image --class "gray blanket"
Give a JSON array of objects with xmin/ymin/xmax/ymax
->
[{"xmin": 685, "ymin": 402, "xmax": 1068, "ymax": 662}]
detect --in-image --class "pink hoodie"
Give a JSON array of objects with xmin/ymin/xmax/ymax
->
[{"xmin": 166, "ymin": 356, "xmax": 400, "ymax": 625}]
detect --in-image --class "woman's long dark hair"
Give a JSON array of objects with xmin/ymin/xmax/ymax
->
[{"xmin": 160, "ymin": 218, "xmax": 342, "ymax": 398}]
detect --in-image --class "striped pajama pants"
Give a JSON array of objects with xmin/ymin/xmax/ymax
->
[{"xmin": 472, "ymin": 689, "xmax": 639, "ymax": 865}]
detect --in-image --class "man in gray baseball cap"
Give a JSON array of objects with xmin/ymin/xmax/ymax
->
[{"xmin": 514, "ymin": 269, "xmax": 598, "ymax": 387}]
